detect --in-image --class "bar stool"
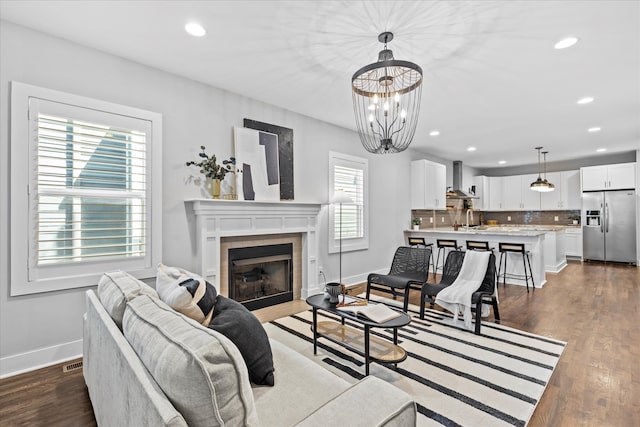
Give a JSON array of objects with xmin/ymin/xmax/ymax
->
[
  {"xmin": 497, "ymin": 242, "xmax": 535, "ymax": 293},
  {"xmin": 408, "ymin": 237, "xmax": 435, "ymax": 277},
  {"xmin": 434, "ymin": 239, "xmax": 462, "ymax": 280},
  {"xmin": 465, "ymin": 240, "xmax": 495, "ymax": 253}
]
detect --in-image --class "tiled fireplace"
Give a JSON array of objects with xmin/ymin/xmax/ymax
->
[{"xmin": 186, "ymin": 199, "xmax": 322, "ymax": 303}]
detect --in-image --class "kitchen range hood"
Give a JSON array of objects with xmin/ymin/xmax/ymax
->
[{"xmin": 447, "ymin": 160, "xmax": 478, "ymax": 199}]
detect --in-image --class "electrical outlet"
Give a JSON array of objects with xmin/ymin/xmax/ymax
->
[
  {"xmin": 507, "ymin": 216, "xmax": 511, "ymax": 221},
  {"xmin": 441, "ymin": 217, "xmax": 445, "ymax": 223},
  {"xmin": 554, "ymin": 216, "xmax": 559, "ymax": 222},
  {"xmin": 429, "ymin": 217, "xmax": 433, "ymax": 223}
]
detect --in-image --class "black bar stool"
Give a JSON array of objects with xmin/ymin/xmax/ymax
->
[
  {"xmin": 408, "ymin": 237, "xmax": 435, "ymax": 277},
  {"xmin": 465, "ymin": 240, "xmax": 495, "ymax": 253},
  {"xmin": 497, "ymin": 242, "xmax": 535, "ymax": 293},
  {"xmin": 434, "ymin": 239, "xmax": 462, "ymax": 280}
]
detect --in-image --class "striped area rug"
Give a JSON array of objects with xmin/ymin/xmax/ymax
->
[{"xmin": 264, "ymin": 297, "xmax": 566, "ymax": 427}]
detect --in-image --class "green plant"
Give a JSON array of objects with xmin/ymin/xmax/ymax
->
[
  {"xmin": 186, "ymin": 146, "xmax": 235, "ymax": 180},
  {"xmin": 568, "ymin": 214, "xmax": 581, "ymax": 221},
  {"xmin": 412, "ymin": 217, "xmax": 422, "ymax": 226}
]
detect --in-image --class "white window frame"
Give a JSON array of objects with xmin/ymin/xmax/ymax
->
[
  {"xmin": 10, "ymin": 82, "xmax": 162, "ymax": 296},
  {"xmin": 328, "ymin": 151, "xmax": 369, "ymax": 254}
]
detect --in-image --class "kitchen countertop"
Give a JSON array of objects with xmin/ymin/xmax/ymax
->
[{"xmin": 406, "ymin": 224, "xmax": 575, "ymax": 237}]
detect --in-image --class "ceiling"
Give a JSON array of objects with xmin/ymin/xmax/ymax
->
[{"xmin": 1, "ymin": 0, "xmax": 639, "ymax": 168}]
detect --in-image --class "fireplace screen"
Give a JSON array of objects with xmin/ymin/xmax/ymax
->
[{"xmin": 228, "ymin": 243, "xmax": 293, "ymax": 310}]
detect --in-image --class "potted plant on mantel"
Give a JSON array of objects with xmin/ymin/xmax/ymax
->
[
  {"xmin": 186, "ymin": 146, "xmax": 236, "ymax": 199},
  {"xmin": 412, "ymin": 217, "xmax": 422, "ymax": 231}
]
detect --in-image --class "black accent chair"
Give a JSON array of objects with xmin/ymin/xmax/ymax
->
[
  {"xmin": 419, "ymin": 251, "xmax": 500, "ymax": 335},
  {"xmin": 366, "ymin": 246, "xmax": 431, "ymax": 312},
  {"xmin": 407, "ymin": 237, "xmax": 435, "ymax": 276}
]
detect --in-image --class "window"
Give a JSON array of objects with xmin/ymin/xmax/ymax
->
[
  {"xmin": 329, "ymin": 151, "xmax": 368, "ymax": 253},
  {"xmin": 10, "ymin": 82, "xmax": 162, "ymax": 295}
]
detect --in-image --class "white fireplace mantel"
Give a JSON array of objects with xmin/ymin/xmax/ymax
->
[{"xmin": 185, "ymin": 199, "xmax": 323, "ymax": 298}]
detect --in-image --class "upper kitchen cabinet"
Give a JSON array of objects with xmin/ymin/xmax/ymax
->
[
  {"xmin": 581, "ymin": 163, "xmax": 636, "ymax": 191},
  {"xmin": 502, "ymin": 174, "xmax": 540, "ymax": 211},
  {"xmin": 411, "ymin": 159, "xmax": 446, "ymax": 210},
  {"xmin": 488, "ymin": 176, "xmax": 504, "ymax": 210},
  {"xmin": 541, "ymin": 170, "xmax": 581, "ymax": 210},
  {"xmin": 473, "ymin": 176, "xmax": 490, "ymax": 210}
]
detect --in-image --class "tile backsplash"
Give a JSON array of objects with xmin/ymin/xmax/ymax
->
[{"xmin": 411, "ymin": 209, "xmax": 581, "ymax": 229}]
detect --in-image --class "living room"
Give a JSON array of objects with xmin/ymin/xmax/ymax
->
[{"xmin": 1, "ymin": 2, "xmax": 639, "ymax": 426}]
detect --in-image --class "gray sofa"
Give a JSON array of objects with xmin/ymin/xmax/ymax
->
[{"xmin": 83, "ymin": 271, "xmax": 417, "ymax": 426}]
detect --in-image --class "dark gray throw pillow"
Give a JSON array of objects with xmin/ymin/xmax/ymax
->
[{"xmin": 208, "ymin": 296, "xmax": 275, "ymax": 386}]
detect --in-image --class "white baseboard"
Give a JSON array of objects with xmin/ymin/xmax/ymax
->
[{"xmin": 0, "ymin": 339, "xmax": 83, "ymax": 379}]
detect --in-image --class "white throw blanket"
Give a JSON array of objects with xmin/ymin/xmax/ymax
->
[{"xmin": 435, "ymin": 250, "xmax": 491, "ymax": 330}]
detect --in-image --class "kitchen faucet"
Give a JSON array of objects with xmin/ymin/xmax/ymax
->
[{"xmin": 466, "ymin": 208, "xmax": 474, "ymax": 230}]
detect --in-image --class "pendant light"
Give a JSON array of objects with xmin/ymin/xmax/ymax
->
[
  {"xmin": 351, "ymin": 32, "xmax": 423, "ymax": 154},
  {"xmin": 530, "ymin": 147, "xmax": 554, "ymax": 192}
]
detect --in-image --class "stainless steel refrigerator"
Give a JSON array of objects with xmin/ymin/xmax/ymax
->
[{"xmin": 582, "ymin": 190, "xmax": 637, "ymax": 264}]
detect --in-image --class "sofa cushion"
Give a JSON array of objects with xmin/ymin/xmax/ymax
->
[
  {"xmin": 252, "ymin": 337, "xmax": 350, "ymax": 426},
  {"xmin": 208, "ymin": 296, "xmax": 275, "ymax": 386},
  {"xmin": 156, "ymin": 263, "xmax": 216, "ymax": 325},
  {"xmin": 97, "ymin": 271, "xmax": 158, "ymax": 329},
  {"xmin": 123, "ymin": 295, "xmax": 259, "ymax": 427}
]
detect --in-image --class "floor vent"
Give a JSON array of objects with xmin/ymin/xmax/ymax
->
[{"xmin": 62, "ymin": 360, "xmax": 83, "ymax": 373}]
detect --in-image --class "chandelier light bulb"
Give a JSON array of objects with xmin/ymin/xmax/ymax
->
[
  {"xmin": 368, "ymin": 113, "xmax": 374, "ymax": 122},
  {"xmin": 372, "ymin": 94, "xmax": 379, "ymax": 104},
  {"xmin": 401, "ymin": 109, "xmax": 407, "ymax": 119},
  {"xmin": 394, "ymin": 93, "xmax": 400, "ymax": 103}
]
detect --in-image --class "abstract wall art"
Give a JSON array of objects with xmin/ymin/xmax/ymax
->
[
  {"xmin": 243, "ymin": 119, "xmax": 294, "ymax": 200},
  {"xmin": 234, "ymin": 127, "xmax": 281, "ymax": 201}
]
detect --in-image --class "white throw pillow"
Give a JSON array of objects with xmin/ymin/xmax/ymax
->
[{"xmin": 156, "ymin": 263, "xmax": 216, "ymax": 325}]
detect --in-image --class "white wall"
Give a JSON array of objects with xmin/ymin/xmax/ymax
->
[{"xmin": 0, "ymin": 21, "xmax": 417, "ymax": 376}]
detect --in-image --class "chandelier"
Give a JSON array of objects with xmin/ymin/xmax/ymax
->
[
  {"xmin": 530, "ymin": 147, "xmax": 555, "ymax": 192},
  {"xmin": 352, "ymin": 32, "xmax": 423, "ymax": 154}
]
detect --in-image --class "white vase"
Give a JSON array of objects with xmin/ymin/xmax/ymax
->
[{"xmin": 413, "ymin": 225, "xmax": 420, "ymax": 231}]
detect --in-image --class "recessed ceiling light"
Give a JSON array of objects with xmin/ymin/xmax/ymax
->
[
  {"xmin": 554, "ymin": 36, "xmax": 579, "ymax": 49},
  {"xmin": 577, "ymin": 96, "xmax": 594, "ymax": 105},
  {"xmin": 429, "ymin": 130, "xmax": 440, "ymax": 136},
  {"xmin": 467, "ymin": 147, "xmax": 476, "ymax": 152},
  {"xmin": 588, "ymin": 127, "xmax": 601, "ymax": 133},
  {"xmin": 185, "ymin": 22, "xmax": 206, "ymax": 37},
  {"xmin": 596, "ymin": 148, "xmax": 607, "ymax": 152},
  {"xmin": 498, "ymin": 160, "xmax": 506, "ymax": 165}
]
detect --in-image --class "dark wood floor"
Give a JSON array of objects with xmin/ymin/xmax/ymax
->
[{"xmin": 0, "ymin": 261, "xmax": 638, "ymax": 426}]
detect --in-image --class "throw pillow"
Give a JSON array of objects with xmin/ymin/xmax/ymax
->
[
  {"xmin": 123, "ymin": 295, "xmax": 259, "ymax": 426},
  {"xmin": 156, "ymin": 263, "xmax": 216, "ymax": 325},
  {"xmin": 97, "ymin": 270, "xmax": 159, "ymax": 329},
  {"xmin": 209, "ymin": 296, "xmax": 275, "ymax": 386}
]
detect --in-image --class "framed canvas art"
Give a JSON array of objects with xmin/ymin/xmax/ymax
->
[{"xmin": 234, "ymin": 127, "xmax": 280, "ymax": 201}]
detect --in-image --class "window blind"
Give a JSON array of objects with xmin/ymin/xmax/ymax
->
[
  {"xmin": 34, "ymin": 113, "xmax": 147, "ymax": 265},
  {"xmin": 334, "ymin": 164, "xmax": 363, "ymax": 240}
]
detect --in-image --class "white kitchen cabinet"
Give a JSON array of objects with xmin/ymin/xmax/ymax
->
[
  {"xmin": 502, "ymin": 174, "xmax": 540, "ymax": 210},
  {"xmin": 473, "ymin": 176, "xmax": 490, "ymax": 210},
  {"xmin": 541, "ymin": 170, "xmax": 581, "ymax": 210},
  {"xmin": 581, "ymin": 163, "xmax": 636, "ymax": 191},
  {"xmin": 488, "ymin": 176, "xmax": 504, "ymax": 210},
  {"xmin": 502, "ymin": 176, "xmax": 522, "ymax": 210},
  {"xmin": 411, "ymin": 159, "xmax": 446, "ymax": 210},
  {"xmin": 521, "ymin": 174, "xmax": 542, "ymax": 210},
  {"xmin": 565, "ymin": 227, "xmax": 582, "ymax": 258}
]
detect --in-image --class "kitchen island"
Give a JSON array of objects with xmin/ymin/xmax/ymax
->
[{"xmin": 405, "ymin": 226, "xmax": 550, "ymax": 288}]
